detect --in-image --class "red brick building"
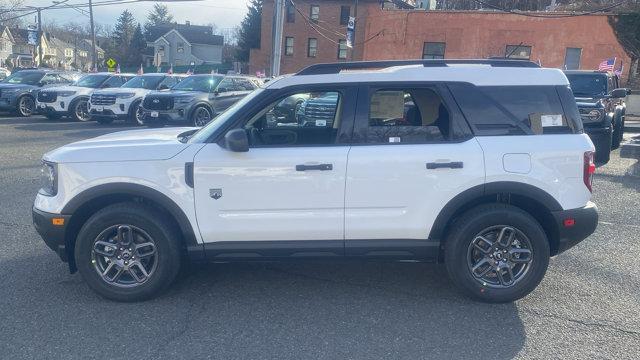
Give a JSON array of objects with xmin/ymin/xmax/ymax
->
[{"xmin": 250, "ymin": 2, "xmax": 631, "ymax": 82}]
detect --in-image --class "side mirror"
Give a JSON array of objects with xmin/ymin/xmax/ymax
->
[
  {"xmin": 610, "ymin": 88, "xmax": 627, "ymax": 98},
  {"xmin": 158, "ymin": 84, "xmax": 169, "ymax": 90},
  {"xmin": 216, "ymin": 87, "xmax": 227, "ymax": 94},
  {"xmin": 224, "ymin": 128, "xmax": 249, "ymax": 152}
]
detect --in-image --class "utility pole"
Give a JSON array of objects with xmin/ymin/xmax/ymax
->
[
  {"xmin": 270, "ymin": 0, "xmax": 285, "ymax": 76},
  {"xmin": 88, "ymin": 0, "xmax": 97, "ymax": 71},
  {"xmin": 37, "ymin": 9, "xmax": 42, "ymax": 66}
]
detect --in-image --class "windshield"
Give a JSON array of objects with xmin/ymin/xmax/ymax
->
[
  {"xmin": 73, "ymin": 74, "xmax": 110, "ymax": 88},
  {"xmin": 122, "ymin": 75, "xmax": 164, "ymax": 90},
  {"xmin": 566, "ymin": 74, "xmax": 607, "ymax": 97},
  {"xmin": 3, "ymin": 71, "xmax": 44, "ymax": 85},
  {"xmin": 189, "ymin": 88, "xmax": 265, "ymax": 143},
  {"xmin": 172, "ymin": 75, "xmax": 222, "ymax": 92}
]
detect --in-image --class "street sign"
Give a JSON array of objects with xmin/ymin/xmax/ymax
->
[{"xmin": 106, "ymin": 58, "xmax": 117, "ymax": 69}]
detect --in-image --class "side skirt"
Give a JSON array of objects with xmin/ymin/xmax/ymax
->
[{"xmin": 187, "ymin": 239, "xmax": 441, "ymax": 262}]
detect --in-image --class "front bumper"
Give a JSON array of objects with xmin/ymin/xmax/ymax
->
[
  {"xmin": 32, "ymin": 207, "xmax": 71, "ymax": 262},
  {"xmin": 551, "ymin": 201, "xmax": 598, "ymax": 254},
  {"xmin": 141, "ymin": 107, "xmax": 190, "ymax": 124}
]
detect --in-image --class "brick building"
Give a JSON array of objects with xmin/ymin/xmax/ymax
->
[{"xmin": 250, "ymin": 2, "xmax": 631, "ymax": 82}]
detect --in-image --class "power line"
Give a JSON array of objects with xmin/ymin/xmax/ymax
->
[{"xmin": 472, "ymin": 0, "xmax": 627, "ymax": 18}]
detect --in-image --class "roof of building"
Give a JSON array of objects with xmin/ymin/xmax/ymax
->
[
  {"xmin": 11, "ymin": 28, "xmax": 33, "ymax": 45},
  {"xmin": 267, "ymin": 60, "xmax": 569, "ymax": 88},
  {"xmin": 147, "ymin": 24, "xmax": 224, "ymax": 46}
]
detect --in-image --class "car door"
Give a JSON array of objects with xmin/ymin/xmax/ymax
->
[
  {"xmin": 211, "ymin": 77, "xmax": 240, "ymax": 114},
  {"xmin": 344, "ymin": 84, "xmax": 484, "ymax": 253},
  {"xmin": 193, "ymin": 86, "xmax": 357, "ymax": 246}
]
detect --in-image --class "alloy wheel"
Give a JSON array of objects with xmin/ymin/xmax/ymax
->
[
  {"xmin": 466, "ymin": 225, "xmax": 533, "ymax": 288},
  {"xmin": 91, "ymin": 224, "xmax": 158, "ymax": 288},
  {"xmin": 19, "ymin": 97, "xmax": 34, "ymax": 116},
  {"xmin": 194, "ymin": 107, "xmax": 212, "ymax": 127},
  {"xmin": 75, "ymin": 100, "xmax": 90, "ymax": 121},
  {"xmin": 135, "ymin": 106, "xmax": 144, "ymax": 125}
]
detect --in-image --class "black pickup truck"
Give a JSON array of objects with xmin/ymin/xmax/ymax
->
[{"xmin": 564, "ymin": 70, "xmax": 628, "ymax": 164}]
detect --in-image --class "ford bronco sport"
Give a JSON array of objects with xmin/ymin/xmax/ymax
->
[{"xmin": 33, "ymin": 60, "xmax": 598, "ymax": 303}]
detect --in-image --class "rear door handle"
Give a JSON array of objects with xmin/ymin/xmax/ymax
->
[
  {"xmin": 296, "ymin": 163, "xmax": 333, "ymax": 171},
  {"xmin": 426, "ymin": 162, "xmax": 463, "ymax": 169}
]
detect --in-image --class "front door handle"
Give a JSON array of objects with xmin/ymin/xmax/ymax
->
[
  {"xmin": 426, "ymin": 162, "xmax": 463, "ymax": 169},
  {"xmin": 296, "ymin": 163, "xmax": 333, "ymax": 171}
]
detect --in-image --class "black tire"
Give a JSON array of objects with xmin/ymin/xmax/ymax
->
[
  {"xmin": 75, "ymin": 203, "xmax": 182, "ymax": 302},
  {"xmin": 191, "ymin": 105, "xmax": 213, "ymax": 127},
  {"xmin": 16, "ymin": 95, "xmax": 35, "ymax": 117},
  {"xmin": 127, "ymin": 100, "xmax": 144, "ymax": 126},
  {"xmin": 444, "ymin": 204, "xmax": 550, "ymax": 303},
  {"xmin": 95, "ymin": 118, "xmax": 114, "ymax": 125},
  {"xmin": 611, "ymin": 112, "xmax": 624, "ymax": 150},
  {"xmin": 594, "ymin": 127, "xmax": 613, "ymax": 165},
  {"xmin": 69, "ymin": 97, "xmax": 91, "ymax": 122}
]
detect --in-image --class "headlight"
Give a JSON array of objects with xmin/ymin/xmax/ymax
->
[
  {"xmin": 581, "ymin": 109, "xmax": 604, "ymax": 123},
  {"xmin": 174, "ymin": 96, "xmax": 194, "ymax": 104},
  {"xmin": 57, "ymin": 91, "xmax": 76, "ymax": 97},
  {"xmin": 39, "ymin": 161, "xmax": 57, "ymax": 196},
  {"xmin": 115, "ymin": 93, "xmax": 136, "ymax": 99}
]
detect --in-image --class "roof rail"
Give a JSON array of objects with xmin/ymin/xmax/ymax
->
[{"xmin": 296, "ymin": 59, "xmax": 541, "ymax": 76}]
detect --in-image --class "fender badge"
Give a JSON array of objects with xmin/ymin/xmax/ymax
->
[{"xmin": 209, "ymin": 189, "xmax": 222, "ymax": 200}]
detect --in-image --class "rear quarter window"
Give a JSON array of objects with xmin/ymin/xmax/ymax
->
[{"xmin": 448, "ymin": 83, "xmax": 580, "ymax": 135}]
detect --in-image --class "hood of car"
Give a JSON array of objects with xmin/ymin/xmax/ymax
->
[
  {"xmin": 575, "ymin": 98, "xmax": 603, "ymax": 108},
  {"xmin": 148, "ymin": 90, "xmax": 201, "ymax": 97},
  {"xmin": 43, "ymin": 127, "xmax": 198, "ymax": 163},
  {"xmin": 0, "ymin": 83, "xmax": 36, "ymax": 90},
  {"xmin": 93, "ymin": 88, "xmax": 150, "ymax": 96},
  {"xmin": 44, "ymin": 85, "xmax": 94, "ymax": 95}
]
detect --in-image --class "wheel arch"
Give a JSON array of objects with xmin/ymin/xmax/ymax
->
[
  {"xmin": 61, "ymin": 183, "xmax": 199, "ymax": 273},
  {"xmin": 188, "ymin": 102, "xmax": 215, "ymax": 119},
  {"xmin": 431, "ymin": 182, "xmax": 563, "ymax": 259}
]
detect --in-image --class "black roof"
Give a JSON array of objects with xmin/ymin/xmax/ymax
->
[{"xmin": 147, "ymin": 24, "xmax": 223, "ymax": 46}]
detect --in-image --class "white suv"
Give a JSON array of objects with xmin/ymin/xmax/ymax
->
[
  {"xmin": 37, "ymin": 73, "xmax": 134, "ymax": 121},
  {"xmin": 33, "ymin": 60, "xmax": 598, "ymax": 302},
  {"xmin": 88, "ymin": 73, "xmax": 183, "ymax": 125}
]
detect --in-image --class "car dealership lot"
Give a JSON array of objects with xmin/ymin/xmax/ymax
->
[{"xmin": 0, "ymin": 116, "xmax": 638, "ymax": 359}]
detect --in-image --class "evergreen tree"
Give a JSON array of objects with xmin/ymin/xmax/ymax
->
[
  {"xmin": 236, "ymin": 0, "xmax": 262, "ymax": 62},
  {"xmin": 145, "ymin": 3, "xmax": 174, "ymax": 33},
  {"xmin": 112, "ymin": 10, "xmax": 136, "ymax": 65},
  {"xmin": 128, "ymin": 23, "xmax": 147, "ymax": 67}
]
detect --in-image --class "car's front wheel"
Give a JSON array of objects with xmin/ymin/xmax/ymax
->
[
  {"xmin": 127, "ymin": 100, "xmax": 144, "ymax": 126},
  {"xmin": 191, "ymin": 105, "xmax": 213, "ymax": 127},
  {"xmin": 75, "ymin": 203, "xmax": 181, "ymax": 302},
  {"xmin": 445, "ymin": 204, "xmax": 550, "ymax": 303},
  {"xmin": 16, "ymin": 95, "xmax": 35, "ymax": 117}
]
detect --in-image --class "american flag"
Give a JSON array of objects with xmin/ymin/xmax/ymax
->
[{"xmin": 598, "ymin": 58, "xmax": 615, "ymax": 72}]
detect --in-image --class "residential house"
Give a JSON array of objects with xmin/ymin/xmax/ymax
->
[
  {"xmin": 0, "ymin": 26, "xmax": 14, "ymax": 68},
  {"xmin": 146, "ymin": 23, "xmax": 224, "ymax": 67}
]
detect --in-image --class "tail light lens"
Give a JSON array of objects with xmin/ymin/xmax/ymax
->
[{"xmin": 583, "ymin": 151, "xmax": 595, "ymax": 192}]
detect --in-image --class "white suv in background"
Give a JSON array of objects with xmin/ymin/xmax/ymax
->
[
  {"xmin": 33, "ymin": 60, "xmax": 598, "ymax": 303},
  {"xmin": 88, "ymin": 73, "xmax": 184, "ymax": 125},
  {"xmin": 37, "ymin": 73, "xmax": 134, "ymax": 121}
]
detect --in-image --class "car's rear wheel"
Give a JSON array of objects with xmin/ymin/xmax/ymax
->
[
  {"xmin": 75, "ymin": 203, "xmax": 181, "ymax": 302},
  {"xmin": 445, "ymin": 204, "xmax": 550, "ymax": 303},
  {"xmin": 191, "ymin": 105, "xmax": 212, "ymax": 127},
  {"xmin": 70, "ymin": 98, "xmax": 90, "ymax": 122},
  {"xmin": 17, "ymin": 95, "xmax": 35, "ymax": 117},
  {"xmin": 611, "ymin": 113, "xmax": 623, "ymax": 150}
]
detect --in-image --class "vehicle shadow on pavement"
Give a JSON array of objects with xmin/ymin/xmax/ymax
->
[{"xmin": 596, "ymin": 172, "xmax": 640, "ymax": 191}]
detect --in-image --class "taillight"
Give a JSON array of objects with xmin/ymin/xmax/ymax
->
[{"xmin": 583, "ymin": 151, "xmax": 595, "ymax": 192}]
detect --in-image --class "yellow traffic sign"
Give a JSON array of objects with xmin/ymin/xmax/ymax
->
[{"xmin": 106, "ymin": 58, "xmax": 116, "ymax": 68}]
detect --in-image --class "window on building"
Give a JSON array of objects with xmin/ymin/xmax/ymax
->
[
  {"xmin": 422, "ymin": 42, "xmax": 445, "ymax": 59},
  {"xmin": 286, "ymin": 2, "xmax": 295, "ymax": 23},
  {"xmin": 564, "ymin": 47, "xmax": 582, "ymax": 70},
  {"xmin": 308, "ymin": 38, "xmax": 317, "ymax": 57},
  {"xmin": 366, "ymin": 88, "xmax": 451, "ymax": 143},
  {"xmin": 505, "ymin": 45, "xmax": 532, "ymax": 60},
  {"xmin": 177, "ymin": 42, "xmax": 184, "ymax": 53},
  {"xmin": 65, "ymin": 48, "xmax": 73, "ymax": 57},
  {"xmin": 340, "ymin": 6, "xmax": 351, "ymax": 25},
  {"xmin": 338, "ymin": 39, "xmax": 348, "ymax": 59},
  {"xmin": 285, "ymin": 37, "xmax": 294, "ymax": 56},
  {"xmin": 310, "ymin": 5, "xmax": 319, "ymax": 22}
]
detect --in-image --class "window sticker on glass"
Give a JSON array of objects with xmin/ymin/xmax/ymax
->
[
  {"xmin": 370, "ymin": 91, "xmax": 405, "ymax": 120},
  {"xmin": 540, "ymin": 114, "xmax": 564, "ymax": 127}
]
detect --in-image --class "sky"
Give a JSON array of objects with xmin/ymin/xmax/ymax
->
[{"xmin": 20, "ymin": 0, "xmax": 251, "ymax": 31}]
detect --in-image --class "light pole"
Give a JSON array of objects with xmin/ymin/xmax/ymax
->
[{"xmin": 89, "ymin": 0, "xmax": 97, "ymax": 70}]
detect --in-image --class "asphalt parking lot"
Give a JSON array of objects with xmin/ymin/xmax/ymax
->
[{"xmin": 0, "ymin": 115, "xmax": 638, "ymax": 360}]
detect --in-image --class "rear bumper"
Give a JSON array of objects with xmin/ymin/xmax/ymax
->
[
  {"xmin": 32, "ymin": 207, "xmax": 71, "ymax": 262},
  {"xmin": 552, "ymin": 201, "xmax": 598, "ymax": 254}
]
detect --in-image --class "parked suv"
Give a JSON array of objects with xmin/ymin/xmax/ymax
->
[
  {"xmin": 36, "ymin": 73, "xmax": 134, "ymax": 121},
  {"xmin": 564, "ymin": 70, "xmax": 627, "ymax": 164},
  {"xmin": 0, "ymin": 69, "xmax": 75, "ymax": 116},
  {"xmin": 33, "ymin": 60, "xmax": 598, "ymax": 303},
  {"xmin": 141, "ymin": 74, "xmax": 259, "ymax": 127},
  {"xmin": 88, "ymin": 73, "xmax": 184, "ymax": 125}
]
